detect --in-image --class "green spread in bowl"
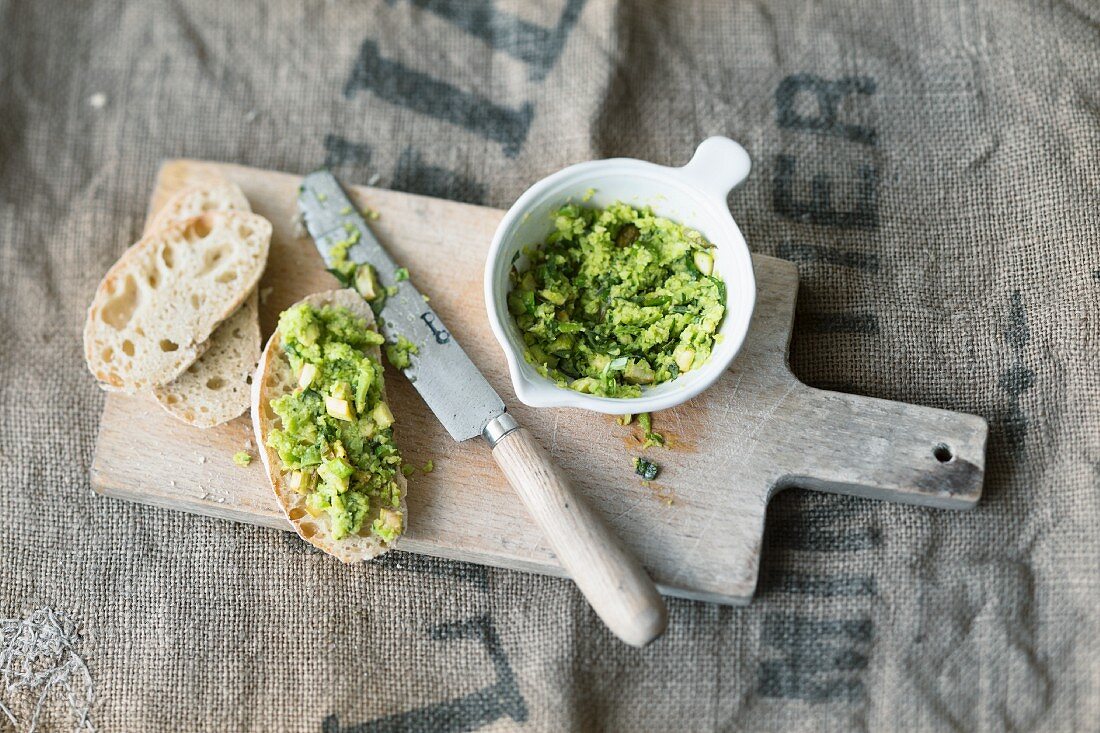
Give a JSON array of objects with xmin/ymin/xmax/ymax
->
[{"xmin": 508, "ymin": 202, "xmax": 726, "ymax": 399}]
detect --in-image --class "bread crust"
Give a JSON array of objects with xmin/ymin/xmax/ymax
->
[{"xmin": 145, "ymin": 181, "xmax": 251, "ymax": 235}]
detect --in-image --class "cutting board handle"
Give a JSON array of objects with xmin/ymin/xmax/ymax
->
[
  {"xmin": 490, "ymin": 425, "xmax": 668, "ymax": 647},
  {"xmin": 777, "ymin": 387, "xmax": 988, "ymax": 509}
]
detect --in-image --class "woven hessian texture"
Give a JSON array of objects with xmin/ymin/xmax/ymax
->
[{"xmin": 1, "ymin": 0, "xmax": 1098, "ymax": 730}]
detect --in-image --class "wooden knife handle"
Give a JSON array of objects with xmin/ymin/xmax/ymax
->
[{"xmin": 490, "ymin": 425, "xmax": 668, "ymax": 647}]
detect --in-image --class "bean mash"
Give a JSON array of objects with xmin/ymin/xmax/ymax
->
[
  {"xmin": 508, "ymin": 202, "xmax": 726, "ymax": 398},
  {"xmin": 266, "ymin": 303, "xmax": 404, "ymax": 542}
]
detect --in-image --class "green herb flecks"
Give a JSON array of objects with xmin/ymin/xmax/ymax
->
[
  {"xmin": 385, "ymin": 335, "xmax": 419, "ymax": 370},
  {"xmin": 401, "ymin": 459, "xmax": 434, "ymax": 476},
  {"xmin": 634, "ymin": 457, "xmax": 659, "ymax": 481},
  {"xmin": 638, "ymin": 412, "xmax": 665, "ymax": 449}
]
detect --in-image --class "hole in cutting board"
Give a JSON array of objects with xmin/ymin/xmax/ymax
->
[{"xmin": 933, "ymin": 444, "xmax": 954, "ymax": 463}]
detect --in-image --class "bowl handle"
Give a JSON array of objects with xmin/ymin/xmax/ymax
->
[{"xmin": 678, "ymin": 136, "xmax": 752, "ymax": 199}]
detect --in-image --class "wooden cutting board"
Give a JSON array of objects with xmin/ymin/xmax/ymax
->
[{"xmin": 91, "ymin": 160, "xmax": 988, "ymax": 606}]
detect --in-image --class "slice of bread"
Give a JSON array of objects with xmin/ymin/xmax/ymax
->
[
  {"xmin": 152, "ymin": 289, "xmax": 261, "ymax": 427},
  {"xmin": 84, "ymin": 211, "xmax": 271, "ymax": 392},
  {"xmin": 147, "ymin": 181, "xmax": 263, "ymax": 427},
  {"xmin": 251, "ymin": 289, "xmax": 408, "ymax": 562},
  {"xmin": 145, "ymin": 181, "xmax": 252, "ymax": 235}
]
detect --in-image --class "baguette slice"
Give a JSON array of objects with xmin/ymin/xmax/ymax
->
[
  {"xmin": 84, "ymin": 210, "xmax": 271, "ymax": 392},
  {"xmin": 144, "ymin": 181, "xmax": 252, "ymax": 236},
  {"xmin": 252, "ymin": 289, "xmax": 408, "ymax": 562},
  {"xmin": 147, "ymin": 182, "xmax": 262, "ymax": 427},
  {"xmin": 152, "ymin": 290, "xmax": 261, "ymax": 427}
]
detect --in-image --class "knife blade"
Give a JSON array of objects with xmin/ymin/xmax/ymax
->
[
  {"xmin": 298, "ymin": 171, "xmax": 503, "ymax": 442},
  {"xmin": 298, "ymin": 171, "xmax": 667, "ymax": 647}
]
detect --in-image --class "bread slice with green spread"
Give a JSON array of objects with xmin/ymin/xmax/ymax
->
[
  {"xmin": 83, "ymin": 210, "xmax": 271, "ymax": 392},
  {"xmin": 146, "ymin": 182, "xmax": 263, "ymax": 427},
  {"xmin": 252, "ymin": 289, "xmax": 408, "ymax": 561}
]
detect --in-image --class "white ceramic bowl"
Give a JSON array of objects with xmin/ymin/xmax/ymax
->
[{"xmin": 484, "ymin": 136, "xmax": 756, "ymax": 415}]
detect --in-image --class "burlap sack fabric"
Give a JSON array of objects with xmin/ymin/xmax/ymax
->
[{"xmin": 1, "ymin": 0, "xmax": 1097, "ymax": 730}]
